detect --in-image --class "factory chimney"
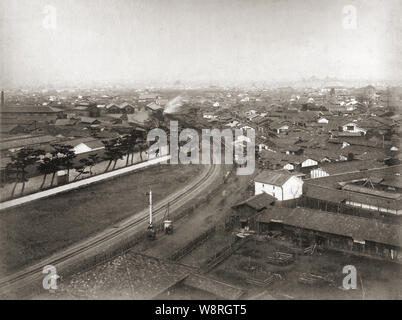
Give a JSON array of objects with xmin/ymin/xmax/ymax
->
[{"xmin": 1, "ymin": 91, "xmax": 4, "ymax": 108}]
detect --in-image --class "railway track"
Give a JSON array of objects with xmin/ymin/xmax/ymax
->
[{"xmin": 0, "ymin": 163, "xmax": 219, "ymax": 297}]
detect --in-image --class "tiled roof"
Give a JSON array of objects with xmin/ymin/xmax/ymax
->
[
  {"xmin": 316, "ymin": 160, "xmax": 383, "ymax": 175},
  {"xmin": 119, "ymin": 102, "xmax": 134, "ymax": 109},
  {"xmin": 304, "ymin": 165, "xmax": 402, "ymax": 210},
  {"xmin": 0, "ymin": 135, "xmax": 58, "ymax": 150},
  {"xmin": 54, "ymin": 119, "xmax": 77, "ymax": 126},
  {"xmin": 147, "ymin": 102, "xmax": 163, "ymax": 111},
  {"xmin": 258, "ymin": 206, "xmax": 402, "ymax": 247},
  {"xmin": 232, "ymin": 193, "xmax": 276, "ymax": 210},
  {"xmin": 63, "ymin": 137, "xmax": 98, "ymax": 147},
  {"xmin": 342, "ymin": 184, "xmax": 402, "ymax": 200},
  {"xmin": 1, "ymin": 106, "xmax": 60, "ymax": 113},
  {"xmin": 83, "ymin": 140, "xmax": 105, "ymax": 149},
  {"xmin": 80, "ymin": 117, "xmax": 99, "ymax": 124},
  {"xmin": 106, "ymin": 103, "xmax": 119, "ymax": 109},
  {"xmin": 0, "ymin": 124, "xmax": 27, "ymax": 133}
]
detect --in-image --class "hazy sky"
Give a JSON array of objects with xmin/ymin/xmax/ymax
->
[{"xmin": 1, "ymin": 0, "xmax": 402, "ymax": 87}]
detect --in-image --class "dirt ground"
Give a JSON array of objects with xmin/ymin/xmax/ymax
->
[
  {"xmin": 206, "ymin": 237, "xmax": 402, "ymax": 300},
  {"xmin": 36, "ymin": 252, "xmax": 191, "ymax": 300},
  {"xmin": 0, "ymin": 164, "xmax": 202, "ymax": 277},
  {"xmin": 11, "ymin": 160, "xmax": 400, "ymax": 300},
  {"xmin": 136, "ymin": 165, "xmax": 256, "ymax": 260},
  {"xmin": 28, "ymin": 164, "xmax": 257, "ymax": 300}
]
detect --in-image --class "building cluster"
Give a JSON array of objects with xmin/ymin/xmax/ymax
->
[
  {"xmin": 240, "ymin": 162, "xmax": 402, "ymax": 263},
  {"xmin": 218, "ymin": 85, "xmax": 402, "ymax": 264},
  {"xmin": 234, "ymin": 160, "xmax": 402, "ymax": 263},
  {"xmin": 198, "ymin": 86, "xmax": 400, "ymax": 173},
  {"xmin": 1, "ymin": 85, "xmax": 401, "ymax": 263},
  {"xmin": 0, "ymin": 89, "xmax": 169, "ymax": 174}
]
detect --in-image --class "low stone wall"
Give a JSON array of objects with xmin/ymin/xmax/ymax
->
[
  {"xmin": 0, "ymin": 154, "xmax": 170, "ymax": 211},
  {"xmin": 0, "ymin": 145, "xmax": 168, "ymax": 203}
]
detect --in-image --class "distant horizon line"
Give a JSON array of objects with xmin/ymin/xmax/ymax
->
[
  {"xmin": 2, "ymin": 80, "xmax": 402, "ymax": 91},
  {"xmin": 2, "ymin": 76, "xmax": 402, "ymax": 91}
]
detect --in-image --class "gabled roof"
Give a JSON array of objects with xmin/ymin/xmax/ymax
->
[
  {"xmin": 232, "ymin": 193, "xmax": 276, "ymax": 211},
  {"xmin": 126, "ymin": 111, "xmax": 150, "ymax": 125},
  {"xmin": 270, "ymin": 123, "xmax": 289, "ymax": 130},
  {"xmin": 74, "ymin": 106, "xmax": 90, "ymax": 111},
  {"xmin": 156, "ymin": 99, "xmax": 169, "ymax": 106},
  {"xmin": 327, "ymin": 104, "xmax": 346, "ymax": 112},
  {"xmin": 315, "ymin": 160, "xmax": 383, "ymax": 175},
  {"xmin": 342, "ymin": 184, "xmax": 402, "ymax": 200},
  {"xmin": 119, "ymin": 102, "xmax": 134, "ymax": 109},
  {"xmin": 0, "ymin": 118, "xmax": 35, "ymax": 125},
  {"xmin": 75, "ymin": 101, "xmax": 96, "ymax": 107},
  {"xmin": 106, "ymin": 103, "xmax": 119, "ymax": 109},
  {"xmin": 80, "ymin": 117, "xmax": 100, "ymax": 124},
  {"xmin": 54, "ymin": 119, "xmax": 77, "ymax": 126},
  {"xmin": 254, "ymin": 169, "xmax": 300, "ymax": 186},
  {"xmin": 63, "ymin": 137, "xmax": 98, "ymax": 147},
  {"xmin": 370, "ymin": 117, "xmax": 394, "ymax": 127},
  {"xmin": 82, "ymin": 140, "xmax": 105, "ymax": 149},
  {"xmin": 0, "ymin": 135, "xmax": 58, "ymax": 151},
  {"xmin": 147, "ymin": 102, "xmax": 163, "ymax": 111},
  {"xmin": 258, "ymin": 206, "xmax": 402, "ymax": 247},
  {"xmin": 0, "ymin": 124, "xmax": 30, "ymax": 134},
  {"xmin": 339, "ymin": 137, "xmax": 386, "ymax": 149},
  {"xmin": 1, "ymin": 106, "xmax": 60, "ymax": 113}
]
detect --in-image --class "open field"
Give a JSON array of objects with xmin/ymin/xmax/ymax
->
[
  {"xmin": 28, "ymin": 164, "xmax": 255, "ymax": 299},
  {"xmin": 0, "ymin": 164, "xmax": 202, "ymax": 277}
]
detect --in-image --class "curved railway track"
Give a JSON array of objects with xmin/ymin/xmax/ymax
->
[{"xmin": 0, "ymin": 163, "xmax": 220, "ymax": 297}]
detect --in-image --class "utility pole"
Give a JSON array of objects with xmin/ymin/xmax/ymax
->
[
  {"xmin": 146, "ymin": 189, "xmax": 155, "ymax": 239},
  {"xmin": 149, "ymin": 189, "xmax": 152, "ymax": 226}
]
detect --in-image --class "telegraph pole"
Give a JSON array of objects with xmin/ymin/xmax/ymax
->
[
  {"xmin": 147, "ymin": 189, "xmax": 155, "ymax": 239},
  {"xmin": 149, "ymin": 189, "xmax": 152, "ymax": 226}
]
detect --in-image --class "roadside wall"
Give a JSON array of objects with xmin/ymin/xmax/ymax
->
[{"xmin": 0, "ymin": 144, "xmax": 169, "ymax": 202}]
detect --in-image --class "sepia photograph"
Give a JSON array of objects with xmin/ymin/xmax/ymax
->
[{"xmin": 0, "ymin": 0, "xmax": 401, "ymax": 307}]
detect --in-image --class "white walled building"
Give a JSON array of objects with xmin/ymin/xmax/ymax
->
[
  {"xmin": 203, "ymin": 114, "xmax": 217, "ymax": 120},
  {"xmin": 73, "ymin": 140, "xmax": 105, "ymax": 155},
  {"xmin": 283, "ymin": 163, "xmax": 295, "ymax": 171},
  {"xmin": 310, "ymin": 167, "xmax": 330, "ymax": 179},
  {"xmin": 301, "ymin": 158, "xmax": 318, "ymax": 168},
  {"xmin": 254, "ymin": 170, "xmax": 304, "ymax": 201},
  {"xmin": 342, "ymin": 122, "xmax": 367, "ymax": 135},
  {"xmin": 317, "ymin": 117, "xmax": 329, "ymax": 124}
]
